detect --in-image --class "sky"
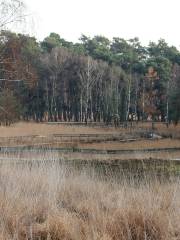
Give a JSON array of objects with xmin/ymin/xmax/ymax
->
[{"xmin": 24, "ymin": 0, "xmax": 180, "ymax": 48}]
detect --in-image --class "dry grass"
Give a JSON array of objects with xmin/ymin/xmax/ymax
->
[
  {"xmin": 0, "ymin": 122, "xmax": 180, "ymax": 148},
  {"xmin": 79, "ymin": 139, "xmax": 180, "ymax": 150},
  {"xmin": 0, "ymin": 121, "xmax": 179, "ymax": 138},
  {"xmin": 0, "ymin": 122, "xmax": 120, "ymax": 137},
  {"xmin": 0, "ymin": 162, "xmax": 179, "ymax": 240},
  {"xmin": 0, "ymin": 148, "xmax": 180, "ymax": 163},
  {"xmin": 0, "ymin": 122, "xmax": 180, "ymax": 163}
]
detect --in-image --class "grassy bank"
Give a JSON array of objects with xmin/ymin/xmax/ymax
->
[{"xmin": 0, "ymin": 162, "xmax": 179, "ymax": 240}]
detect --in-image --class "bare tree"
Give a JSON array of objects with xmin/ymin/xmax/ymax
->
[
  {"xmin": 42, "ymin": 47, "xmax": 71, "ymax": 121},
  {"xmin": 78, "ymin": 56, "xmax": 106, "ymax": 123},
  {"xmin": 125, "ymin": 73, "xmax": 132, "ymax": 123},
  {"xmin": 0, "ymin": 0, "xmax": 28, "ymax": 84},
  {"xmin": 0, "ymin": 0, "xmax": 25, "ymax": 30}
]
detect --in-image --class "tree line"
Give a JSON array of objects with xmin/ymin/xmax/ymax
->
[{"xmin": 0, "ymin": 29, "xmax": 180, "ymax": 125}]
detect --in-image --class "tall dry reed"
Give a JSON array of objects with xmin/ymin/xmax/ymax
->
[{"xmin": 0, "ymin": 162, "xmax": 179, "ymax": 240}]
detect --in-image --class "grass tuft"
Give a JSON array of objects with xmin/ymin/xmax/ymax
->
[{"xmin": 0, "ymin": 162, "xmax": 179, "ymax": 240}]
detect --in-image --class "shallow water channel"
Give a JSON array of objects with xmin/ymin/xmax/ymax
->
[{"xmin": 0, "ymin": 148, "xmax": 179, "ymax": 183}]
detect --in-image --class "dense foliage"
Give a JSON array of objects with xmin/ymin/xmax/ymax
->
[{"xmin": 0, "ymin": 30, "xmax": 180, "ymax": 125}]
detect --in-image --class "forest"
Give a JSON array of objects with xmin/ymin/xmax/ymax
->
[{"xmin": 0, "ymin": 30, "xmax": 180, "ymax": 126}]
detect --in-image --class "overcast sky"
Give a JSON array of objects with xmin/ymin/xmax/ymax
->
[{"xmin": 24, "ymin": 0, "xmax": 180, "ymax": 48}]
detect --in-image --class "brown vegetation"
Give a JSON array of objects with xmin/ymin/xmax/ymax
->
[
  {"xmin": 0, "ymin": 122, "xmax": 117, "ymax": 137},
  {"xmin": 0, "ymin": 122, "xmax": 180, "ymax": 138},
  {"xmin": 1, "ymin": 149, "xmax": 180, "ymax": 163},
  {"xmin": 80, "ymin": 139, "xmax": 180, "ymax": 150},
  {"xmin": 0, "ymin": 122, "xmax": 180, "ymax": 162},
  {"xmin": 0, "ymin": 162, "xmax": 179, "ymax": 240}
]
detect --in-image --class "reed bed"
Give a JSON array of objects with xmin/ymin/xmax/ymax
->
[{"xmin": 0, "ymin": 161, "xmax": 179, "ymax": 240}]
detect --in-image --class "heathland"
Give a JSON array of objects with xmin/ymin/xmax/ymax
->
[
  {"xmin": 0, "ymin": 1, "xmax": 180, "ymax": 238},
  {"xmin": 0, "ymin": 122, "xmax": 179, "ymax": 239}
]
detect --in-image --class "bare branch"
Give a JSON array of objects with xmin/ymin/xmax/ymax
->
[{"xmin": 0, "ymin": 0, "xmax": 26, "ymax": 30}]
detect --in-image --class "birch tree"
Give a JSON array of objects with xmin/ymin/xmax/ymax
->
[
  {"xmin": 78, "ymin": 55, "xmax": 105, "ymax": 122},
  {"xmin": 42, "ymin": 47, "xmax": 71, "ymax": 121}
]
